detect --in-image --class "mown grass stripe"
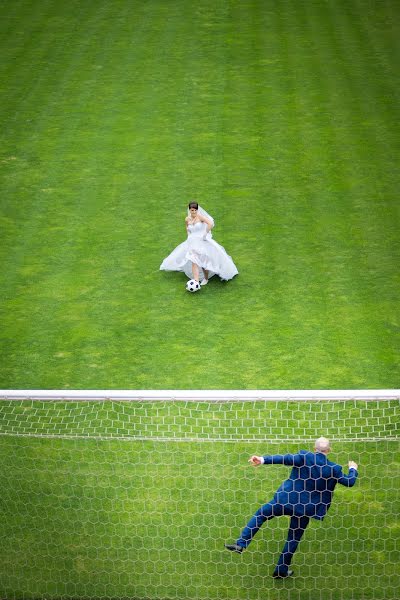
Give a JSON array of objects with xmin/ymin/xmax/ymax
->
[{"xmin": 0, "ymin": 0, "xmax": 399, "ymax": 389}]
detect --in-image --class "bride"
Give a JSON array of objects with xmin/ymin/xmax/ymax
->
[{"xmin": 160, "ymin": 202, "xmax": 239, "ymax": 285}]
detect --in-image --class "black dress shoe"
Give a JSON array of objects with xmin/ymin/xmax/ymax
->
[
  {"xmin": 224, "ymin": 544, "xmax": 244, "ymax": 554},
  {"xmin": 272, "ymin": 569, "xmax": 294, "ymax": 579}
]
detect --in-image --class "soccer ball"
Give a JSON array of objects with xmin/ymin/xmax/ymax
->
[{"xmin": 186, "ymin": 279, "xmax": 201, "ymax": 293}]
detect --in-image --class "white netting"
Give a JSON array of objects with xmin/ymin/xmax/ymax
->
[
  {"xmin": 0, "ymin": 392, "xmax": 398, "ymax": 442},
  {"xmin": 0, "ymin": 392, "xmax": 399, "ymax": 600}
]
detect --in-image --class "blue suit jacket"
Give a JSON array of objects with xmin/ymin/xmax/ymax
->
[{"xmin": 262, "ymin": 450, "xmax": 358, "ymax": 520}]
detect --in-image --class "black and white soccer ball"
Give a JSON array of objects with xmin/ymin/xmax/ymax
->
[{"xmin": 186, "ymin": 279, "xmax": 201, "ymax": 293}]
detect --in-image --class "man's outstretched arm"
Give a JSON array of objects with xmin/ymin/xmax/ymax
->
[
  {"xmin": 249, "ymin": 454, "xmax": 304, "ymax": 467},
  {"xmin": 337, "ymin": 461, "xmax": 359, "ymax": 487}
]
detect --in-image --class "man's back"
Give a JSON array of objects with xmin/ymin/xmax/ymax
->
[{"xmin": 264, "ymin": 450, "xmax": 358, "ymax": 520}]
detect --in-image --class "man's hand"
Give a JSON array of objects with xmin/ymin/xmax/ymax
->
[
  {"xmin": 248, "ymin": 456, "xmax": 263, "ymax": 466},
  {"xmin": 348, "ymin": 461, "xmax": 358, "ymax": 470}
]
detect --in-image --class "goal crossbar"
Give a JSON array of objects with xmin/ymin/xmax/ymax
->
[{"xmin": 1, "ymin": 389, "xmax": 399, "ymax": 401}]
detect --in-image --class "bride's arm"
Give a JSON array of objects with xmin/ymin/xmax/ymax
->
[
  {"xmin": 185, "ymin": 216, "xmax": 190, "ymax": 235},
  {"xmin": 198, "ymin": 214, "xmax": 214, "ymax": 232}
]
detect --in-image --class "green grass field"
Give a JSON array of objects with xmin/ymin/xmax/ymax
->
[
  {"xmin": 1, "ymin": 1, "xmax": 399, "ymax": 596},
  {"xmin": 1, "ymin": 0, "xmax": 399, "ymax": 389},
  {"xmin": 0, "ymin": 398, "xmax": 399, "ymax": 600}
]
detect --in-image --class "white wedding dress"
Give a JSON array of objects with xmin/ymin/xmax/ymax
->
[{"xmin": 160, "ymin": 221, "xmax": 238, "ymax": 281}]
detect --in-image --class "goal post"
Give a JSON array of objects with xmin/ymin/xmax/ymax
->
[{"xmin": 0, "ymin": 390, "xmax": 399, "ymax": 600}]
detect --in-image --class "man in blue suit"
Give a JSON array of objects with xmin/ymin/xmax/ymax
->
[{"xmin": 225, "ymin": 437, "xmax": 358, "ymax": 578}]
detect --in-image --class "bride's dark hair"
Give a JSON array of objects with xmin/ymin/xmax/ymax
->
[{"xmin": 188, "ymin": 202, "xmax": 198, "ymax": 209}]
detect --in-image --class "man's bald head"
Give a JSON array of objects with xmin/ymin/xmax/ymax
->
[{"xmin": 315, "ymin": 437, "xmax": 331, "ymax": 454}]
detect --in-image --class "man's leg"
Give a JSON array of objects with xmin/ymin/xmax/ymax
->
[
  {"xmin": 236, "ymin": 502, "xmax": 283, "ymax": 549},
  {"xmin": 273, "ymin": 515, "xmax": 310, "ymax": 576}
]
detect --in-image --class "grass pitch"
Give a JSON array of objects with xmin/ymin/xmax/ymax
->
[{"xmin": 0, "ymin": 0, "xmax": 399, "ymax": 389}]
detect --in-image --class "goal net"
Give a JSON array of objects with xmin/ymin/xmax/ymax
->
[{"xmin": 0, "ymin": 390, "xmax": 399, "ymax": 600}]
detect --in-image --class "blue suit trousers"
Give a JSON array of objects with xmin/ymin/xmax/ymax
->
[{"xmin": 237, "ymin": 502, "xmax": 310, "ymax": 575}]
